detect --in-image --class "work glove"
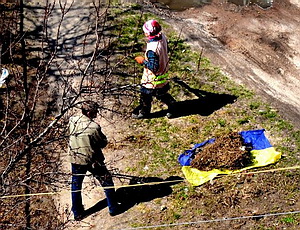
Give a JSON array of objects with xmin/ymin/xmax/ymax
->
[{"xmin": 135, "ymin": 56, "xmax": 145, "ymax": 64}]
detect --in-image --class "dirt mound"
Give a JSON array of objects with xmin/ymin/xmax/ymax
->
[{"xmin": 190, "ymin": 132, "xmax": 252, "ymax": 171}]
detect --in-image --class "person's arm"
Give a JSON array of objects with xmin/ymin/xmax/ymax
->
[
  {"xmin": 143, "ymin": 50, "xmax": 159, "ymax": 73},
  {"xmin": 90, "ymin": 126, "xmax": 107, "ymax": 163},
  {"xmin": 94, "ymin": 126, "xmax": 108, "ymax": 148}
]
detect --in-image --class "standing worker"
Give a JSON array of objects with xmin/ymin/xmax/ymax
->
[
  {"xmin": 132, "ymin": 19, "xmax": 176, "ymax": 119},
  {"xmin": 68, "ymin": 101, "xmax": 119, "ymax": 220}
]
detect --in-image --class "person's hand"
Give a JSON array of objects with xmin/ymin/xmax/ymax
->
[{"xmin": 135, "ymin": 56, "xmax": 145, "ymax": 64}]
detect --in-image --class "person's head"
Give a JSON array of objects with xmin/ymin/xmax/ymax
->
[
  {"xmin": 142, "ymin": 19, "xmax": 162, "ymax": 37},
  {"xmin": 81, "ymin": 101, "xmax": 99, "ymax": 119}
]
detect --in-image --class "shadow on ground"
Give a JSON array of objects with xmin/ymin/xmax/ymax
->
[
  {"xmin": 81, "ymin": 175, "xmax": 183, "ymax": 218},
  {"xmin": 150, "ymin": 79, "xmax": 237, "ymax": 119}
]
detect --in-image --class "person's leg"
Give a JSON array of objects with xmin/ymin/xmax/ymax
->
[
  {"xmin": 139, "ymin": 92, "xmax": 153, "ymax": 116},
  {"xmin": 132, "ymin": 87, "xmax": 153, "ymax": 118},
  {"xmin": 71, "ymin": 164, "xmax": 87, "ymax": 218},
  {"xmin": 88, "ymin": 163, "xmax": 118, "ymax": 215},
  {"xmin": 155, "ymin": 84, "xmax": 176, "ymax": 117}
]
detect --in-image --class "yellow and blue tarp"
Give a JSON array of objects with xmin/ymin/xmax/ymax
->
[{"xmin": 178, "ymin": 129, "xmax": 282, "ymax": 186}]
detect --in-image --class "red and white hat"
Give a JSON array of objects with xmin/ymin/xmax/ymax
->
[{"xmin": 143, "ymin": 19, "xmax": 162, "ymax": 36}]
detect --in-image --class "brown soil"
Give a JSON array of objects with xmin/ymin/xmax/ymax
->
[
  {"xmin": 190, "ymin": 132, "xmax": 252, "ymax": 171},
  {"xmin": 164, "ymin": 0, "xmax": 300, "ymax": 128}
]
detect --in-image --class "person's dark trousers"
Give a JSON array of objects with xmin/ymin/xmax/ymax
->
[
  {"xmin": 71, "ymin": 163, "xmax": 118, "ymax": 217},
  {"xmin": 139, "ymin": 92, "xmax": 153, "ymax": 115},
  {"xmin": 133, "ymin": 83, "xmax": 176, "ymax": 116},
  {"xmin": 155, "ymin": 84, "xmax": 176, "ymax": 114}
]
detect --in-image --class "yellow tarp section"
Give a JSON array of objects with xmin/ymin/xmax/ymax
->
[{"xmin": 182, "ymin": 147, "xmax": 282, "ymax": 186}]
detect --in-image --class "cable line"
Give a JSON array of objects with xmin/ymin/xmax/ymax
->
[
  {"xmin": 1, "ymin": 165, "xmax": 299, "ymax": 199},
  {"xmin": 119, "ymin": 210, "xmax": 300, "ymax": 230}
]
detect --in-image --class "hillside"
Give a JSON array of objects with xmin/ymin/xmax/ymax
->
[
  {"xmin": 58, "ymin": 2, "xmax": 300, "ymax": 230},
  {"xmin": 167, "ymin": 0, "xmax": 300, "ymax": 129},
  {"xmin": 1, "ymin": 1, "xmax": 300, "ymax": 230}
]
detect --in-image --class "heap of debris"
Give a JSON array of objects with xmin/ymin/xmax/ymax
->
[{"xmin": 190, "ymin": 132, "xmax": 252, "ymax": 171}]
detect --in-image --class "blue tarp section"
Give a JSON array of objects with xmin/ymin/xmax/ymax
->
[
  {"xmin": 178, "ymin": 138, "xmax": 215, "ymax": 166},
  {"xmin": 239, "ymin": 129, "xmax": 272, "ymax": 150}
]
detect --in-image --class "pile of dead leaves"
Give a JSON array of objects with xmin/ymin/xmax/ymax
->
[{"xmin": 190, "ymin": 132, "xmax": 252, "ymax": 171}]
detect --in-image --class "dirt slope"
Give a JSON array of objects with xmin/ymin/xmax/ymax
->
[
  {"xmin": 50, "ymin": 1, "xmax": 300, "ymax": 228},
  {"xmin": 166, "ymin": 0, "xmax": 300, "ymax": 128},
  {"xmin": 21, "ymin": 0, "xmax": 299, "ymax": 229}
]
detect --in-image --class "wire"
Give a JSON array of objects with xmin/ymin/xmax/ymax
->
[
  {"xmin": 0, "ymin": 165, "xmax": 299, "ymax": 199},
  {"xmin": 0, "ymin": 179, "xmax": 184, "ymax": 199},
  {"xmin": 1, "ymin": 192, "xmax": 58, "ymax": 199},
  {"xmin": 219, "ymin": 165, "xmax": 300, "ymax": 177},
  {"xmin": 119, "ymin": 210, "xmax": 300, "ymax": 230}
]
